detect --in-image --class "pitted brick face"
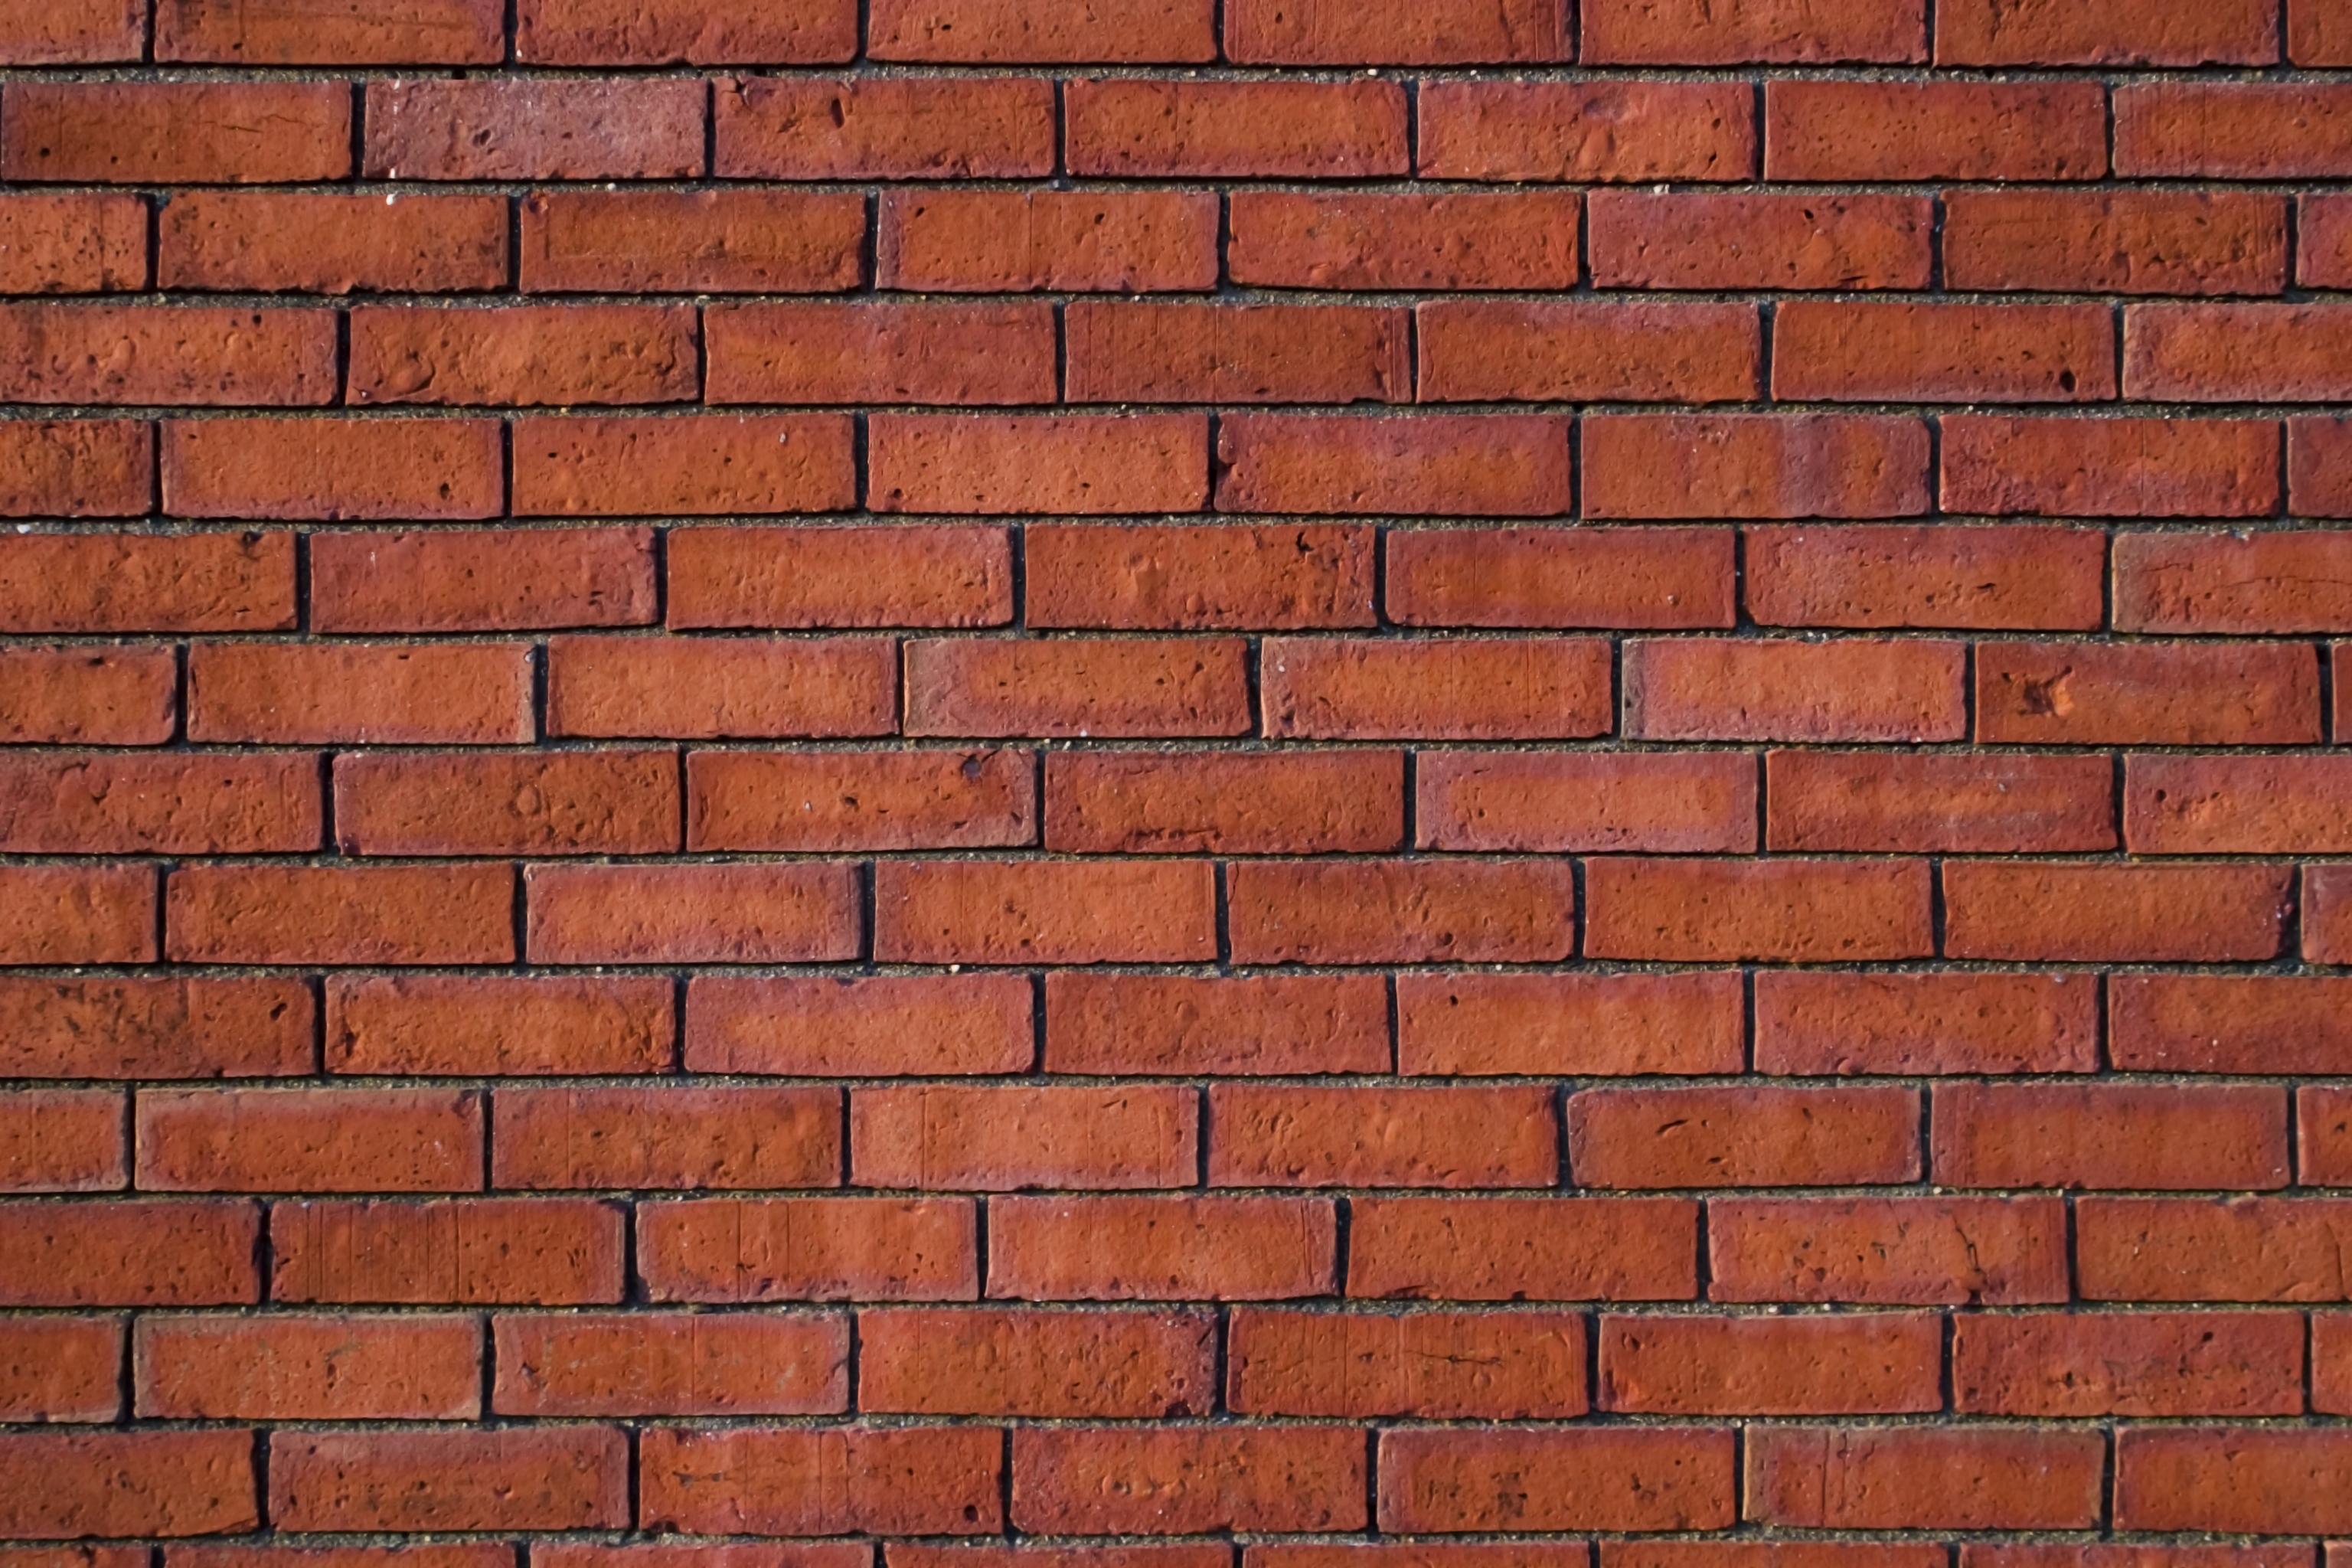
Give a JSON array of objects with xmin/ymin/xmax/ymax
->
[{"xmin": 1, "ymin": 0, "xmax": 2350, "ymax": 1550}]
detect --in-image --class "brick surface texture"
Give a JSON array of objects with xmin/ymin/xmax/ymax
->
[{"xmin": 1, "ymin": 0, "xmax": 2350, "ymax": 1553}]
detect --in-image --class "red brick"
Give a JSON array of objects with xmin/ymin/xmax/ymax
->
[
  {"xmin": 708, "ymin": 302, "xmax": 1054, "ymax": 407},
  {"xmin": 1748, "ymin": 523, "xmax": 2103, "ymax": 630},
  {"xmin": 2118, "ymin": 83, "xmax": 2352, "ymax": 177},
  {"xmin": 1348, "ymin": 1197, "xmax": 1699, "ymax": 1301},
  {"xmin": 639, "ymin": 1196, "xmax": 978, "ymax": 1302},
  {"xmin": 2298, "ymin": 0, "xmax": 2352, "ymax": 61},
  {"xmin": 2079, "ymin": 1197, "xmax": 2352, "ymax": 1301},
  {"xmin": 692, "ymin": 748, "xmax": 1034, "ymax": 853},
  {"xmin": 0, "ymin": 1431, "xmax": 256, "ymax": 1538},
  {"xmin": 0, "ymin": 1319, "xmax": 120, "ymax": 1422},
  {"xmin": 1071, "ymin": 303, "xmax": 1408, "ymax": 406},
  {"xmin": 903, "ymin": 1547, "xmax": 1216, "ymax": 1568},
  {"xmin": 1378, "ymin": 1429, "xmax": 1733, "ymax": 1532},
  {"xmin": 364, "ymin": 78, "xmax": 705, "ymax": 180},
  {"xmin": 2313, "ymin": 868, "xmax": 2352, "ymax": 965},
  {"xmin": 0, "ymin": 976, "xmax": 312, "ymax": 1081},
  {"xmin": 1766, "ymin": 750, "xmax": 2115, "ymax": 854},
  {"xmin": 1418, "ymin": 753, "xmax": 1752, "ymax": 854},
  {"xmin": 2112, "ymin": 975, "xmax": 2352, "ymax": 1073},
  {"xmin": 335, "ymin": 750, "xmax": 676, "ymax": 857},
  {"xmin": 875, "ymin": 860, "xmax": 1214, "ymax": 965},
  {"xmin": 1046, "ymin": 750, "xmax": 1401, "ymax": 854},
  {"xmin": 1586, "ymin": 858, "xmax": 1932, "ymax": 963},
  {"xmin": 1263, "ymin": 637, "xmax": 1610, "ymax": 740},
  {"xmin": 1946, "ymin": 862, "xmax": 2292, "ymax": 962},
  {"xmin": 2301, "ymin": 1086, "xmax": 2352, "ymax": 1183},
  {"xmin": 518, "ymin": 0, "xmax": 856, "ymax": 61},
  {"xmin": 1586, "ymin": 0, "xmax": 1921, "ymax": 60},
  {"xmin": 170, "ymin": 863, "xmax": 512, "ymax": 966},
  {"xmin": 1945, "ymin": 189, "xmax": 2288, "ymax": 295},
  {"xmin": 158, "ymin": 0, "xmax": 501, "ymax": 60},
  {"xmin": 0, "ymin": 1200, "xmax": 257, "ymax": 1306},
  {"xmin": 1602, "ymin": 1315, "xmax": 1938, "ymax": 1417},
  {"xmin": 1419, "ymin": 80, "xmax": 1755, "ymax": 183},
  {"xmin": 1067, "ymin": 79, "xmax": 1405, "ymax": 177},
  {"xmin": 1709, "ymin": 1197, "xmax": 2068, "ymax": 1305},
  {"xmin": 1626, "ymin": 637, "xmax": 1965, "ymax": 742},
  {"xmin": 513, "ymin": 414, "xmax": 853, "ymax": 516},
  {"xmin": 272, "ymin": 1429, "xmax": 627, "ymax": 1531},
  {"xmin": 1766, "ymin": 80, "xmax": 2105, "ymax": 180},
  {"xmin": 0, "ymin": 648, "xmax": 175, "ymax": 744},
  {"xmin": 138, "ymin": 1087, "xmax": 482, "ymax": 1194},
  {"xmin": 2295, "ymin": 416, "xmax": 2352, "ymax": 515},
  {"xmin": 1943, "ymin": 0, "xmax": 2275, "ymax": 60},
  {"xmin": 1420, "ymin": 300, "xmax": 1759, "ymax": 403},
  {"xmin": 1584, "ymin": 413, "xmax": 1929, "ymax": 518},
  {"xmin": 0, "ymin": 302, "xmax": 335, "ymax": 405},
  {"xmin": 874, "ymin": 413, "xmax": 1209, "ymax": 514},
  {"xmin": 988, "ymin": 1196, "xmax": 1334, "ymax": 1301},
  {"xmin": 188, "ymin": 641, "xmax": 529, "ymax": 745},
  {"xmin": 1613, "ymin": 1547, "xmax": 1942, "ymax": 1568},
  {"xmin": 2, "ymin": 82, "xmax": 352, "ymax": 184},
  {"xmin": 312, "ymin": 528, "xmax": 652, "ymax": 634},
  {"xmin": 880, "ymin": 190, "xmax": 1215, "ymax": 292},
  {"xmin": 905, "ymin": 636, "xmax": 1248, "ymax": 738},
  {"xmin": 350, "ymin": 303, "xmax": 694, "ymax": 407},
  {"xmin": 0, "ymin": 1089, "xmax": 125, "ymax": 1192},
  {"xmin": 854, "ymin": 1084, "xmax": 1193, "ymax": 1191},
  {"xmin": 1775, "ymin": 301, "xmax": 2115, "ymax": 402},
  {"xmin": 494, "ymin": 1311, "xmax": 846, "ymax": 1416},
  {"xmin": 1399, "ymin": 972, "xmax": 1743, "ymax": 1078},
  {"xmin": 2318, "ymin": 1312, "xmax": 2352, "ymax": 1406},
  {"xmin": 164, "ymin": 415, "xmax": 503, "ymax": 520},
  {"xmin": 2129, "ymin": 303, "xmax": 2352, "ymax": 401},
  {"xmin": 1228, "ymin": 191, "xmax": 1581, "ymax": 290},
  {"xmin": 1030, "ymin": 523, "xmax": 1374, "ymax": 632},
  {"xmin": 1942, "ymin": 414, "xmax": 2279, "ymax": 517},
  {"xmin": 714, "ymin": 77, "xmax": 1055, "ymax": 180},
  {"xmin": 1213, "ymin": 1085, "xmax": 1555, "ymax": 1189},
  {"xmin": 1955, "ymin": 1311, "xmax": 2304, "ymax": 1416},
  {"xmin": 874, "ymin": 0, "xmax": 1209, "ymax": 59},
  {"xmin": 2128, "ymin": 755, "xmax": 2352, "ymax": 854},
  {"xmin": 0, "ymin": 865, "xmax": 157, "ymax": 965},
  {"xmin": 1229, "ymin": 859, "xmax": 1575, "ymax": 965},
  {"xmin": 528, "ymin": 862, "xmax": 858, "ymax": 965},
  {"xmin": 1588, "ymin": 191, "xmax": 1929, "ymax": 290},
  {"xmin": 1391, "ymin": 528, "xmax": 1731, "ymax": 631},
  {"xmin": 136, "ymin": 1314, "xmax": 481, "ymax": 1419},
  {"xmin": 688, "ymin": 975, "xmax": 1032, "ymax": 1077},
  {"xmin": 0, "ymin": 420, "xmax": 150, "ymax": 517},
  {"xmin": 160, "ymin": 191, "xmax": 504, "ymax": 294},
  {"xmin": 0, "ymin": 0, "xmax": 141, "ymax": 61},
  {"xmin": 2118, "ymin": 528, "xmax": 2352, "ymax": 633},
  {"xmin": 670, "ymin": 525, "xmax": 1012, "ymax": 629},
  {"xmin": 547, "ymin": 636, "xmax": 893, "ymax": 740},
  {"xmin": 1227, "ymin": 0, "xmax": 1566, "ymax": 62},
  {"xmin": 1230, "ymin": 1308, "xmax": 1586, "ymax": 1418},
  {"xmin": 1017, "ymin": 1426, "xmax": 1364, "ymax": 1534},
  {"xmin": 1044, "ymin": 973, "xmax": 1388, "ymax": 1076},
  {"xmin": 2303, "ymin": 194, "xmax": 2352, "ymax": 286},
  {"xmin": 495, "ymin": 1086, "xmax": 839, "ymax": 1191},
  {"xmin": 2117, "ymin": 1429, "xmax": 2352, "ymax": 1533},
  {"xmin": 1756, "ymin": 972, "xmax": 2096, "ymax": 1076},
  {"xmin": 1747, "ymin": 1427, "xmax": 2102, "ymax": 1529},
  {"xmin": 1, "ymin": 531, "xmax": 288, "ymax": 635},
  {"xmin": 329, "ymin": 975, "xmax": 670, "ymax": 1077},
  {"xmin": 861, "ymin": 1308, "xmax": 1214, "ymax": 1416},
  {"xmin": 272, "ymin": 1197, "xmax": 623, "ymax": 1305},
  {"xmin": 1570, "ymin": 1085, "xmax": 1919, "ymax": 1189},
  {"xmin": 641, "ymin": 1426, "xmax": 1001, "ymax": 1536},
  {"xmin": 0, "ymin": 193, "xmax": 145, "ymax": 292},
  {"xmin": 1217, "ymin": 413, "xmax": 1571, "ymax": 517},
  {"xmin": 1979, "ymin": 642, "xmax": 2308, "ymax": 746},
  {"xmin": 1936, "ymin": 1083, "xmax": 2289, "ymax": 1191}
]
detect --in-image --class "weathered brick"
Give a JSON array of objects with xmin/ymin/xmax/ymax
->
[
  {"xmin": 2079, "ymin": 1197, "xmax": 2352, "ymax": 1301},
  {"xmin": 169, "ymin": 863, "xmax": 514, "ymax": 966},
  {"xmin": 692, "ymin": 749, "xmax": 1034, "ymax": 853},
  {"xmin": 328, "ymin": 975, "xmax": 672, "ymax": 1076},
  {"xmin": 494, "ymin": 1086, "xmax": 836, "ymax": 1191},
  {"xmin": 1766, "ymin": 751, "xmax": 2115, "ymax": 854},
  {"xmin": 364, "ymin": 78, "xmax": 705, "ymax": 180},
  {"xmin": 271, "ymin": 1198, "xmax": 624, "ymax": 1305},
  {"xmin": 0, "ymin": 1200, "xmax": 258, "ymax": 1306},
  {"xmin": 0, "ymin": 0, "xmax": 141, "ymax": 61},
  {"xmin": 138, "ymin": 1087, "xmax": 485, "ymax": 1194},
  {"xmin": 2126, "ymin": 754, "xmax": 2352, "ymax": 854},
  {"xmin": 0, "ymin": 648, "xmax": 177, "ymax": 745},
  {"xmin": 1747, "ymin": 1427, "xmax": 2103, "ymax": 1529},
  {"xmin": 1398, "ymin": 972, "xmax": 1744, "ymax": 1077},
  {"xmin": 1710, "ymin": 1197, "xmax": 2069, "ymax": 1305},
  {"xmin": 2118, "ymin": 83, "xmax": 2352, "ymax": 178},
  {"xmin": 514, "ymin": 414, "xmax": 851, "ymax": 516},
  {"xmin": 988, "ymin": 1197, "xmax": 1336, "ymax": 1301},
  {"xmin": 1067, "ymin": 79, "xmax": 1405, "ymax": 177},
  {"xmin": 494, "ymin": 1311, "xmax": 846, "ymax": 1416},
  {"xmin": 136, "ymin": 1314, "xmax": 482, "ymax": 1419},
  {"xmin": 1348, "ymin": 1197, "xmax": 1699, "ymax": 1301},
  {"xmin": 853, "ymin": 1084, "xmax": 1195, "ymax": 1191},
  {"xmin": 335, "ymin": 750, "xmax": 678, "ymax": 857},
  {"xmin": 1945, "ymin": 189, "xmax": 2288, "ymax": 295},
  {"xmin": 1934, "ymin": 1083, "xmax": 2291, "ymax": 1191},
  {"xmin": 1228, "ymin": 859, "xmax": 1576, "ymax": 965},
  {"xmin": 2, "ymin": 83, "xmax": 352, "ymax": 184},
  {"xmin": 0, "ymin": 420, "xmax": 151, "ymax": 517},
  {"xmin": 1016, "ymin": 1427, "xmax": 1365, "ymax": 1534},
  {"xmin": 670, "ymin": 525, "xmax": 1012, "ymax": 629},
  {"xmin": 0, "ymin": 865, "xmax": 158, "ymax": 965},
  {"xmin": 1589, "ymin": 191, "xmax": 1930, "ymax": 290},
  {"xmin": 1626, "ymin": 637, "xmax": 1967, "ymax": 742},
  {"xmin": 642, "ymin": 1427, "xmax": 1000, "ymax": 1536},
  {"xmin": 1766, "ymin": 81, "xmax": 2106, "ymax": 180},
  {"xmin": 312, "ymin": 527, "xmax": 653, "ymax": 634},
  {"xmin": 163, "ymin": 416, "xmax": 503, "ymax": 520},
  {"xmin": 875, "ymin": 860, "xmax": 1215, "ymax": 965},
  {"xmin": 2116, "ymin": 1428, "xmax": 2352, "ymax": 1533},
  {"xmin": 1263, "ymin": 637, "xmax": 1611, "ymax": 740},
  {"xmin": 1981, "ymin": 641, "xmax": 2319, "ymax": 745},
  {"xmin": 1389, "ymin": 527, "xmax": 1733, "ymax": 630},
  {"xmin": 1378, "ymin": 1429, "xmax": 1734, "ymax": 1531},
  {"xmin": 880, "ymin": 190, "xmax": 1216, "ymax": 292},
  {"xmin": 1218, "ymin": 414, "xmax": 1571, "ymax": 517},
  {"xmin": 688, "ymin": 975, "xmax": 1033, "ymax": 1077},
  {"xmin": 1942, "ymin": 414, "xmax": 2279, "ymax": 516},
  {"xmin": 1583, "ymin": 414, "xmax": 1930, "ymax": 518},
  {"xmin": 1421, "ymin": 300, "xmax": 1760, "ymax": 403},
  {"xmin": 2112, "ymin": 975, "xmax": 2352, "ymax": 1073},
  {"xmin": 1939, "ymin": 0, "xmax": 2275, "ymax": 62},
  {"xmin": 1230, "ymin": 1309, "xmax": 1586, "ymax": 1418},
  {"xmin": 527, "ymin": 862, "xmax": 860, "ymax": 965},
  {"xmin": 0, "ymin": 977, "xmax": 313, "ymax": 1082},
  {"xmin": 1046, "ymin": 750, "xmax": 1401, "ymax": 854},
  {"xmin": 1211, "ymin": 1085, "xmax": 1557, "ymax": 1188},
  {"xmin": 0, "ymin": 1090, "xmax": 126, "ymax": 1193},
  {"xmin": 1746, "ymin": 524, "xmax": 2104, "ymax": 630},
  {"xmin": 1773, "ymin": 301, "xmax": 2115, "ymax": 402},
  {"xmin": 861, "ymin": 1309, "xmax": 1214, "ymax": 1416},
  {"xmin": 715, "ymin": 77, "xmax": 1055, "ymax": 179},
  {"xmin": 0, "ymin": 1318, "xmax": 121, "ymax": 1422},
  {"xmin": 2117, "ymin": 528, "xmax": 2352, "ymax": 632},
  {"xmin": 158, "ymin": 0, "xmax": 503, "ymax": 60},
  {"xmin": 1570, "ymin": 1085, "xmax": 1921, "ymax": 1188},
  {"xmin": 189, "ymin": 641, "xmax": 530, "ymax": 745},
  {"xmin": 1955, "ymin": 1311, "xmax": 2304, "ymax": 1416},
  {"xmin": 709, "ymin": 302, "xmax": 1054, "ymax": 406},
  {"xmin": 1070, "ymin": 302, "xmax": 1410, "ymax": 405},
  {"xmin": 0, "ymin": 193, "xmax": 146, "ymax": 292},
  {"xmin": 1944, "ymin": 862, "xmax": 2292, "ymax": 962},
  {"xmin": 874, "ymin": 0, "xmax": 1211, "ymax": 60},
  {"xmin": 271, "ymin": 1429, "xmax": 629, "ymax": 1531},
  {"xmin": 518, "ymin": 0, "xmax": 856, "ymax": 62},
  {"xmin": 0, "ymin": 1431, "xmax": 256, "ymax": 1538},
  {"xmin": 874, "ymin": 413, "xmax": 1209, "ymax": 514},
  {"xmin": 547, "ymin": 635, "xmax": 893, "ymax": 740},
  {"xmin": 1227, "ymin": 191, "xmax": 1581, "ymax": 289},
  {"xmin": 1419, "ymin": 81, "xmax": 1756, "ymax": 183},
  {"xmin": 1756, "ymin": 972, "xmax": 2098, "ymax": 1076},
  {"xmin": 639, "ymin": 1197, "xmax": 978, "ymax": 1302},
  {"xmin": 1044, "ymin": 974, "xmax": 1389, "ymax": 1076},
  {"xmin": 1599, "ymin": 1314, "xmax": 1941, "ymax": 1414},
  {"xmin": 1417, "ymin": 752, "xmax": 1753, "ymax": 854},
  {"xmin": 905, "ymin": 636, "xmax": 1248, "ymax": 738}
]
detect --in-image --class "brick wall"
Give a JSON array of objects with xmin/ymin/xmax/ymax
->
[{"xmin": 3, "ymin": 0, "xmax": 2352, "ymax": 1551}]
